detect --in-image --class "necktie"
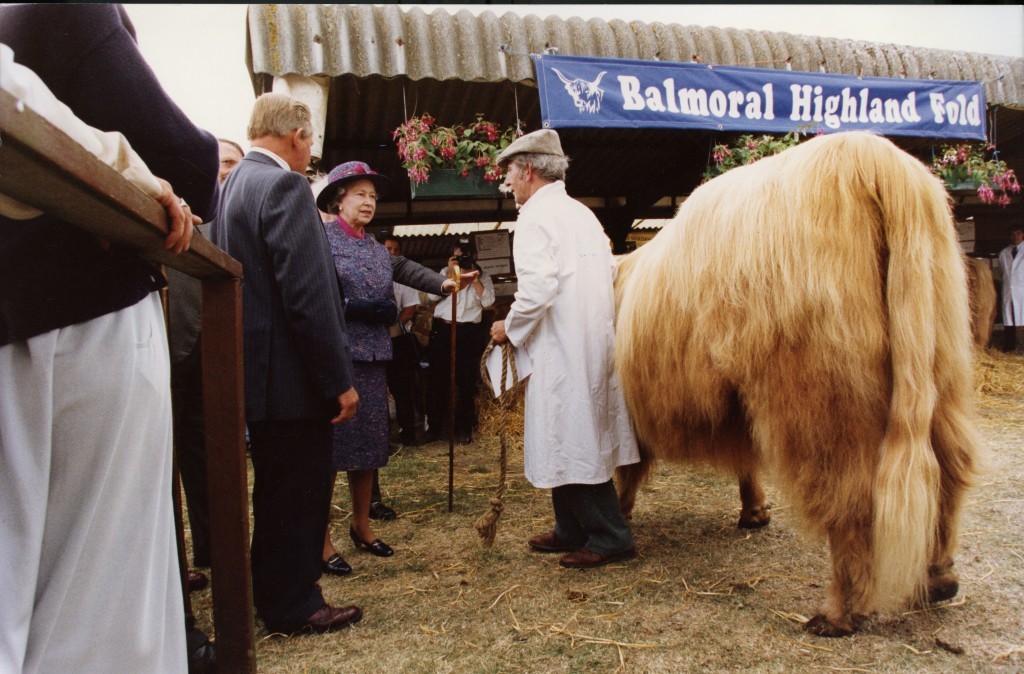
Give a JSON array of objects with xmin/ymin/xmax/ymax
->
[{"xmin": 1014, "ymin": 246, "xmax": 1018, "ymax": 259}]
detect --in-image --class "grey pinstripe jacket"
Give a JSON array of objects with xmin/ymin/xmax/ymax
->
[{"xmin": 211, "ymin": 152, "xmax": 354, "ymax": 421}]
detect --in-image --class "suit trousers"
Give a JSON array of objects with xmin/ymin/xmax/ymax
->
[
  {"xmin": 386, "ymin": 333, "xmax": 420, "ymax": 439},
  {"xmin": 171, "ymin": 343, "xmax": 211, "ymax": 567},
  {"xmin": 551, "ymin": 480, "xmax": 635, "ymax": 556},
  {"xmin": 247, "ymin": 418, "xmax": 333, "ymax": 632},
  {"xmin": 0, "ymin": 294, "xmax": 186, "ymax": 672},
  {"xmin": 427, "ymin": 320, "xmax": 485, "ymax": 435}
]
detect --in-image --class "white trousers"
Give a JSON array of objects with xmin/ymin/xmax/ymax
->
[{"xmin": 0, "ymin": 293, "xmax": 185, "ymax": 673}]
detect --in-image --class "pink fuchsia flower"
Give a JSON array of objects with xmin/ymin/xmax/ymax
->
[{"xmin": 977, "ymin": 184, "xmax": 995, "ymax": 204}]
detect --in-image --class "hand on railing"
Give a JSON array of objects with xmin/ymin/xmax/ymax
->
[{"xmin": 154, "ymin": 177, "xmax": 198, "ymax": 254}]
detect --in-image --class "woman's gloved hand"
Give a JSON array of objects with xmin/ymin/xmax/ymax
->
[{"xmin": 345, "ymin": 298, "xmax": 399, "ymax": 325}]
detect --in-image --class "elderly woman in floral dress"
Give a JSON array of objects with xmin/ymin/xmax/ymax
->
[{"xmin": 315, "ymin": 161, "xmax": 475, "ymax": 574}]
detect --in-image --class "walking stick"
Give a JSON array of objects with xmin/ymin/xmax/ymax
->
[{"xmin": 448, "ymin": 263, "xmax": 461, "ymax": 512}]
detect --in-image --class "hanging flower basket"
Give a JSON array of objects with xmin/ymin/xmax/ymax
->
[
  {"xmin": 409, "ymin": 168, "xmax": 503, "ymax": 199},
  {"xmin": 701, "ymin": 130, "xmax": 814, "ymax": 183},
  {"xmin": 931, "ymin": 142, "xmax": 1020, "ymax": 207},
  {"xmin": 393, "ymin": 113, "xmax": 522, "ymax": 199}
]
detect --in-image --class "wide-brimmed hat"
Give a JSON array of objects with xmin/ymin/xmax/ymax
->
[
  {"xmin": 315, "ymin": 161, "xmax": 391, "ymax": 212},
  {"xmin": 495, "ymin": 129, "xmax": 565, "ymax": 165}
]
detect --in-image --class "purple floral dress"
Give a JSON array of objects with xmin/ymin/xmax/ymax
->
[{"xmin": 323, "ymin": 217, "xmax": 393, "ymax": 471}]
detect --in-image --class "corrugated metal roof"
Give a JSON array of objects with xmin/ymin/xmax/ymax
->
[
  {"xmin": 248, "ymin": 4, "xmax": 1024, "ymax": 105},
  {"xmin": 246, "ymin": 4, "xmax": 1023, "ymax": 243}
]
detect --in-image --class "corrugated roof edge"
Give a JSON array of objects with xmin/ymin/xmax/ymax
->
[{"xmin": 247, "ymin": 4, "xmax": 1024, "ymax": 106}]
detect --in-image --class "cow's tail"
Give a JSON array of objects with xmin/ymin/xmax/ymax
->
[
  {"xmin": 866, "ymin": 134, "xmax": 955, "ymax": 610},
  {"xmin": 613, "ymin": 249, "xmax": 654, "ymax": 517}
]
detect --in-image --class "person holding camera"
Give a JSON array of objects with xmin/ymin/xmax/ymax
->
[{"xmin": 423, "ymin": 243, "xmax": 495, "ymax": 445}]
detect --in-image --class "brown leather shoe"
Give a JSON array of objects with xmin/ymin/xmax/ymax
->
[
  {"xmin": 528, "ymin": 530, "xmax": 581, "ymax": 553},
  {"xmin": 559, "ymin": 547, "xmax": 636, "ymax": 569},
  {"xmin": 187, "ymin": 570, "xmax": 209, "ymax": 592},
  {"xmin": 298, "ymin": 603, "xmax": 363, "ymax": 634}
]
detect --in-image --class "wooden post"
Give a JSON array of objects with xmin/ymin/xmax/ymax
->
[{"xmin": 201, "ymin": 276, "xmax": 255, "ymax": 671}]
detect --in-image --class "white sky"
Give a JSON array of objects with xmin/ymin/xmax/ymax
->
[{"xmin": 123, "ymin": 3, "xmax": 1024, "ymax": 145}]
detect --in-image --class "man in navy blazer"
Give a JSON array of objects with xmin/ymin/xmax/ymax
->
[{"xmin": 210, "ymin": 93, "xmax": 362, "ymax": 634}]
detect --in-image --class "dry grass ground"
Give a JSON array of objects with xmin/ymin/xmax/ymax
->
[{"xmin": 188, "ymin": 350, "xmax": 1024, "ymax": 672}]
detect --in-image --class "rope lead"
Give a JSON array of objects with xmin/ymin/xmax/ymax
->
[{"xmin": 474, "ymin": 340, "xmax": 522, "ymax": 546}]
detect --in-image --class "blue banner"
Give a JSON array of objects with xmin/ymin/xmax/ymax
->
[{"xmin": 533, "ymin": 54, "xmax": 987, "ymax": 140}]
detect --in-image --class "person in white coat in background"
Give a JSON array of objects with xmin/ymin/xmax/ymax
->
[
  {"xmin": 998, "ymin": 227, "xmax": 1024, "ymax": 352},
  {"xmin": 489, "ymin": 129, "xmax": 640, "ymax": 569}
]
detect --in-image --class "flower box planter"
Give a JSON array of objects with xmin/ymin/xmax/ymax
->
[
  {"xmin": 410, "ymin": 168, "xmax": 502, "ymax": 199},
  {"xmin": 942, "ymin": 179, "xmax": 982, "ymax": 192}
]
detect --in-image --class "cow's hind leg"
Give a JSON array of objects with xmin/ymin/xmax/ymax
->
[
  {"xmin": 922, "ymin": 406, "xmax": 976, "ymax": 605},
  {"xmin": 737, "ymin": 470, "xmax": 771, "ymax": 529},
  {"xmin": 804, "ymin": 512, "xmax": 874, "ymax": 637}
]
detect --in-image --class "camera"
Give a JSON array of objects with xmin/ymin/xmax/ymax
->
[{"xmin": 456, "ymin": 254, "xmax": 475, "ymax": 268}]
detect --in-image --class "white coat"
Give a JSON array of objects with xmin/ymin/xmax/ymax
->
[
  {"xmin": 504, "ymin": 181, "xmax": 639, "ymax": 488},
  {"xmin": 999, "ymin": 244, "xmax": 1024, "ymax": 326}
]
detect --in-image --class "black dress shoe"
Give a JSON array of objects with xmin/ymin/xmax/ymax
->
[
  {"xmin": 186, "ymin": 625, "xmax": 216, "ymax": 673},
  {"xmin": 369, "ymin": 501, "xmax": 398, "ymax": 521},
  {"xmin": 322, "ymin": 553, "xmax": 352, "ymax": 576},
  {"xmin": 293, "ymin": 603, "xmax": 362, "ymax": 634},
  {"xmin": 187, "ymin": 570, "xmax": 209, "ymax": 592},
  {"xmin": 349, "ymin": 526, "xmax": 394, "ymax": 557}
]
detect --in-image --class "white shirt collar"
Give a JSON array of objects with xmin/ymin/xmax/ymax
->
[{"xmin": 250, "ymin": 146, "xmax": 290, "ymax": 171}]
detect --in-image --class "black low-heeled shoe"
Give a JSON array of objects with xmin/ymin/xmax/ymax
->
[
  {"xmin": 349, "ymin": 526, "xmax": 394, "ymax": 557},
  {"xmin": 322, "ymin": 553, "xmax": 353, "ymax": 576}
]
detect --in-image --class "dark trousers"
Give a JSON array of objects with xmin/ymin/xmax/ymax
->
[
  {"xmin": 386, "ymin": 333, "xmax": 420, "ymax": 439},
  {"xmin": 551, "ymin": 480, "xmax": 634, "ymax": 556},
  {"xmin": 1003, "ymin": 324, "xmax": 1018, "ymax": 352},
  {"xmin": 427, "ymin": 320, "xmax": 485, "ymax": 435},
  {"xmin": 170, "ymin": 345, "xmax": 210, "ymax": 567},
  {"xmin": 248, "ymin": 419, "xmax": 332, "ymax": 631}
]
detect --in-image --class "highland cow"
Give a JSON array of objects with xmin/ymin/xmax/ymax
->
[
  {"xmin": 967, "ymin": 257, "xmax": 998, "ymax": 349},
  {"xmin": 614, "ymin": 132, "xmax": 980, "ymax": 637}
]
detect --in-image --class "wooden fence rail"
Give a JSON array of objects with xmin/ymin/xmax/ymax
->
[{"xmin": 0, "ymin": 89, "xmax": 256, "ymax": 672}]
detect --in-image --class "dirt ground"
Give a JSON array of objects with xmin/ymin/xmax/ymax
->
[{"xmin": 189, "ymin": 351, "xmax": 1024, "ymax": 672}]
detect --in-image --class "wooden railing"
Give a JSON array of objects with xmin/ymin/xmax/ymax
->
[{"xmin": 0, "ymin": 89, "xmax": 256, "ymax": 671}]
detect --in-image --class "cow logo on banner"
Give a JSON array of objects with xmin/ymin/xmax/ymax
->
[{"xmin": 551, "ymin": 68, "xmax": 607, "ymax": 114}]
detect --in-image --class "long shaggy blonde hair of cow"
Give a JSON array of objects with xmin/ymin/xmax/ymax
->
[{"xmin": 614, "ymin": 132, "xmax": 981, "ymax": 637}]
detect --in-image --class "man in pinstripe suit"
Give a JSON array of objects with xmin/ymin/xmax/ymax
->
[{"xmin": 210, "ymin": 93, "xmax": 362, "ymax": 634}]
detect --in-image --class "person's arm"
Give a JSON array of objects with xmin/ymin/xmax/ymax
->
[
  {"xmin": 42, "ymin": 4, "xmax": 220, "ymax": 222},
  {"xmin": 392, "ymin": 255, "xmax": 480, "ymax": 296},
  {"xmin": 476, "ymin": 272, "xmax": 496, "ymax": 308},
  {"xmin": 503, "ymin": 221, "xmax": 559, "ymax": 347},
  {"xmin": 0, "ymin": 44, "xmax": 196, "ymax": 251}
]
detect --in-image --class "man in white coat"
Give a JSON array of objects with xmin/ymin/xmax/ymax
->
[
  {"xmin": 999, "ymin": 227, "xmax": 1024, "ymax": 352},
  {"xmin": 489, "ymin": 129, "xmax": 640, "ymax": 569}
]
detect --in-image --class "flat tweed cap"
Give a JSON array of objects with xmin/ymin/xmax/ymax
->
[{"xmin": 496, "ymin": 129, "xmax": 564, "ymax": 165}]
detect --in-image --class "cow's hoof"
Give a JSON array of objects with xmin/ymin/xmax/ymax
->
[
  {"xmin": 927, "ymin": 576, "xmax": 959, "ymax": 604},
  {"xmin": 738, "ymin": 504, "xmax": 772, "ymax": 529},
  {"xmin": 803, "ymin": 614, "xmax": 857, "ymax": 637}
]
